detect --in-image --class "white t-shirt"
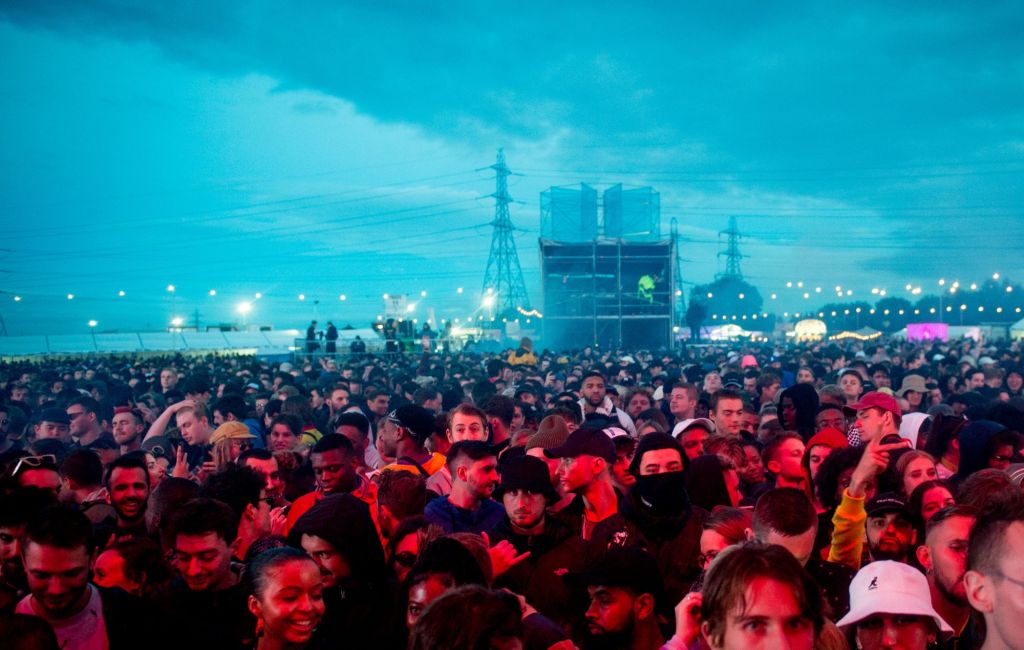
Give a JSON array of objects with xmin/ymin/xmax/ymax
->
[{"xmin": 16, "ymin": 583, "xmax": 108, "ymax": 650}]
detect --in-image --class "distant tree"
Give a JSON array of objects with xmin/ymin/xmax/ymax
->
[
  {"xmin": 870, "ymin": 297, "xmax": 914, "ymax": 332},
  {"xmin": 691, "ymin": 277, "xmax": 764, "ymax": 322},
  {"xmin": 686, "ymin": 301, "xmax": 708, "ymax": 341}
]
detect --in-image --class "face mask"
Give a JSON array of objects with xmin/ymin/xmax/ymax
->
[{"xmin": 634, "ymin": 470, "xmax": 688, "ymax": 515}]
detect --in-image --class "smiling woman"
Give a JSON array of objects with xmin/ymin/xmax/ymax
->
[{"xmin": 247, "ymin": 547, "xmax": 326, "ymax": 650}]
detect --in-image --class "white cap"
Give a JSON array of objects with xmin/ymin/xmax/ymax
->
[
  {"xmin": 836, "ymin": 561, "xmax": 952, "ymax": 634},
  {"xmin": 652, "ymin": 385, "xmax": 665, "ymax": 401},
  {"xmin": 671, "ymin": 418, "xmax": 715, "ymax": 439}
]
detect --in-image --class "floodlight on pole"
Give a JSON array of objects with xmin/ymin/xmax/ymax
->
[{"xmin": 236, "ymin": 301, "xmax": 253, "ymax": 327}]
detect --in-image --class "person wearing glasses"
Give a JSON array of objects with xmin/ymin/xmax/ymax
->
[
  {"xmin": 208, "ymin": 421, "xmax": 257, "ymax": 474},
  {"xmin": 11, "ymin": 453, "xmax": 61, "ymax": 497},
  {"xmin": 964, "ymin": 494, "xmax": 1024, "ymax": 650},
  {"xmin": 202, "ymin": 465, "xmax": 274, "ymax": 564},
  {"xmin": 65, "ymin": 396, "xmax": 108, "ymax": 448}
]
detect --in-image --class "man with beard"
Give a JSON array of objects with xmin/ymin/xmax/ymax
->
[
  {"xmin": 288, "ymin": 493, "xmax": 394, "ymax": 648},
  {"xmin": 111, "ymin": 407, "xmax": 145, "ymax": 455},
  {"xmin": 621, "ymin": 433, "xmax": 705, "ymax": 605},
  {"xmin": 15, "ymin": 505, "xmax": 150, "ymax": 649},
  {"xmin": 865, "ymin": 493, "xmax": 917, "ymax": 563},
  {"xmin": 424, "ymin": 441, "xmax": 504, "ymax": 534},
  {"xmin": 578, "ymin": 371, "xmax": 637, "ymax": 437},
  {"xmin": 574, "ymin": 546, "xmax": 666, "ymax": 650},
  {"xmin": 491, "ymin": 454, "xmax": 576, "ymax": 624},
  {"xmin": 829, "ymin": 433, "xmax": 909, "ymax": 570},
  {"xmin": 917, "ymin": 505, "xmax": 977, "ymax": 648},
  {"xmin": 96, "ymin": 454, "xmax": 151, "ymax": 548}
]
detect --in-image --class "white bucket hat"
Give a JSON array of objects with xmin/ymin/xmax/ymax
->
[{"xmin": 836, "ymin": 561, "xmax": 952, "ymax": 634}]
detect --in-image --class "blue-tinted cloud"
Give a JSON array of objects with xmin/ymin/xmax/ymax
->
[{"xmin": 1, "ymin": 2, "xmax": 1022, "ymax": 334}]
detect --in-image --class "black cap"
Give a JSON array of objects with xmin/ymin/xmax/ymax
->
[
  {"xmin": 495, "ymin": 455, "xmax": 559, "ymax": 502},
  {"xmin": 544, "ymin": 427, "xmax": 616, "ymax": 463},
  {"xmin": 37, "ymin": 407, "xmax": 70, "ymax": 426},
  {"xmin": 387, "ymin": 405, "xmax": 435, "ymax": 443},
  {"xmin": 567, "ymin": 546, "xmax": 664, "ymax": 603},
  {"xmin": 866, "ymin": 492, "xmax": 912, "ymax": 519}
]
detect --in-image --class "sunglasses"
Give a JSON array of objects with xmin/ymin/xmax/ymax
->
[{"xmin": 13, "ymin": 454, "xmax": 58, "ymax": 476}]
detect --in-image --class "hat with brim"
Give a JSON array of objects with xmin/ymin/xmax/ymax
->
[
  {"xmin": 837, "ymin": 561, "xmax": 952, "ymax": 635},
  {"xmin": 210, "ymin": 421, "xmax": 256, "ymax": 445},
  {"xmin": 896, "ymin": 374, "xmax": 928, "ymax": 398}
]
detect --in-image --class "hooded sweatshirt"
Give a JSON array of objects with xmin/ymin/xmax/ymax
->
[
  {"xmin": 288, "ymin": 493, "xmax": 395, "ymax": 648},
  {"xmin": 780, "ymin": 383, "xmax": 820, "ymax": 438},
  {"xmin": 955, "ymin": 420, "xmax": 1007, "ymax": 481}
]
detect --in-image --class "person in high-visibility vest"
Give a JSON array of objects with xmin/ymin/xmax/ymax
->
[{"xmin": 637, "ymin": 274, "xmax": 656, "ymax": 303}]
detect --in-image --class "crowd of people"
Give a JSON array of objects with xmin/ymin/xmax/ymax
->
[{"xmin": 0, "ymin": 333, "xmax": 1023, "ymax": 650}]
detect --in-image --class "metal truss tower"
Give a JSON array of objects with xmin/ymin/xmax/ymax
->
[
  {"xmin": 482, "ymin": 149, "xmax": 530, "ymax": 313},
  {"xmin": 670, "ymin": 217, "xmax": 686, "ymax": 324},
  {"xmin": 717, "ymin": 216, "xmax": 746, "ymax": 280}
]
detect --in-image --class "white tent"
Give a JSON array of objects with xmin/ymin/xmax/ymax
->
[{"xmin": 1011, "ymin": 318, "xmax": 1024, "ymax": 340}]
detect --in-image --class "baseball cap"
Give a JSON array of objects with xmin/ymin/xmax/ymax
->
[
  {"xmin": 37, "ymin": 407, "xmax": 70, "ymax": 426},
  {"xmin": 544, "ymin": 427, "xmax": 616, "ymax": 463},
  {"xmin": 387, "ymin": 405, "xmax": 436, "ymax": 443},
  {"xmin": 601, "ymin": 426, "xmax": 632, "ymax": 441},
  {"xmin": 566, "ymin": 546, "xmax": 664, "ymax": 603},
  {"xmin": 671, "ymin": 418, "xmax": 715, "ymax": 439},
  {"xmin": 866, "ymin": 492, "xmax": 912, "ymax": 520},
  {"xmin": 844, "ymin": 392, "xmax": 902, "ymax": 418},
  {"xmin": 495, "ymin": 455, "xmax": 559, "ymax": 502},
  {"xmin": 141, "ymin": 435, "xmax": 174, "ymax": 460},
  {"xmin": 837, "ymin": 561, "xmax": 952, "ymax": 633}
]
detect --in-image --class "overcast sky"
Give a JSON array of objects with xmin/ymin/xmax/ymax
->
[{"xmin": 1, "ymin": 1, "xmax": 1022, "ymax": 336}]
